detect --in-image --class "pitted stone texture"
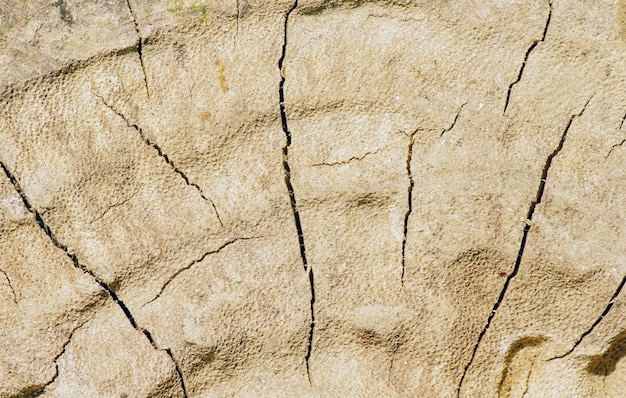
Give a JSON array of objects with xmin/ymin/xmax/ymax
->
[{"xmin": 2, "ymin": 0, "xmax": 626, "ymax": 397}]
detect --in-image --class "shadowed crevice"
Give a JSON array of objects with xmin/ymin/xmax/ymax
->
[
  {"xmin": 125, "ymin": 0, "xmax": 150, "ymax": 99},
  {"xmin": 0, "ymin": 161, "xmax": 187, "ymax": 398},
  {"xmin": 278, "ymin": 0, "xmax": 316, "ymax": 384},
  {"xmin": 503, "ymin": 0, "xmax": 553, "ymax": 114},
  {"xmin": 457, "ymin": 97, "xmax": 592, "ymax": 397}
]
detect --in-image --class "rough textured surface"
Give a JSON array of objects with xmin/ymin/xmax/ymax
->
[{"xmin": 1, "ymin": 0, "xmax": 626, "ymax": 396}]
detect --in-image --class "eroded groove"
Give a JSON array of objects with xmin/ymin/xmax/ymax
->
[
  {"xmin": 145, "ymin": 236, "xmax": 261, "ymax": 305},
  {"xmin": 0, "ymin": 267, "xmax": 17, "ymax": 304},
  {"xmin": 94, "ymin": 94, "xmax": 223, "ymax": 225},
  {"xmin": 456, "ymin": 98, "xmax": 591, "ymax": 397},
  {"xmin": 549, "ymin": 274, "xmax": 626, "ymax": 360},
  {"xmin": 0, "ymin": 161, "xmax": 187, "ymax": 398},
  {"xmin": 503, "ymin": 0, "xmax": 552, "ymax": 114},
  {"xmin": 125, "ymin": 0, "xmax": 150, "ymax": 99},
  {"xmin": 278, "ymin": 0, "xmax": 315, "ymax": 384}
]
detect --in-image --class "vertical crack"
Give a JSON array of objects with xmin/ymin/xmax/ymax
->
[
  {"xmin": 0, "ymin": 161, "xmax": 187, "ymax": 398},
  {"xmin": 0, "ymin": 266, "xmax": 17, "ymax": 304},
  {"xmin": 278, "ymin": 0, "xmax": 315, "ymax": 384},
  {"xmin": 503, "ymin": 0, "xmax": 552, "ymax": 114},
  {"xmin": 125, "ymin": 0, "xmax": 150, "ymax": 99},
  {"xmin": 401, "ymin": 130, "xmax": 416, "ymax": 286},
  {"xmin": 94, "ymin": 93, "xmax": 223, "ymax": 225},
  {"xmin": 456, "ymin": 98, "xmax": 592, "ymax": 397},
  {"xmin": 549, "ymin": 274, "xmax": 626, "ymax": 360},
  {"xmin": 402, "ymin": 103, "xmax": 466, "ymax": 285}
]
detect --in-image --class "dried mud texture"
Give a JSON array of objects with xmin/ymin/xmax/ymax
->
[{"xmin": 2, "ymin": 0, "xmax": 626, "ymax": 397}]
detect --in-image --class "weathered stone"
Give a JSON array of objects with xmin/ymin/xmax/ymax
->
[{"xmin": 1, "ymin": 0, "xmax": 626, "ymax": 396}]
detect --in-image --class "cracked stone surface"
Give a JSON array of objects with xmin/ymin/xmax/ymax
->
[{"xmin": 2, "ymin": 0, "xmax": 626, "ymax": 397}]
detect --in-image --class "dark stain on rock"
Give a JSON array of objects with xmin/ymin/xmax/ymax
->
[{"xmin": 53, "ymin": 0, "xmax": 74, "ymax": 25}]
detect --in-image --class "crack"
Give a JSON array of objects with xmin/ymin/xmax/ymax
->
[
  {"xmin": 144, "ymin": 236, "xmax": 262, "ymax": 305},
  {"xmin": 94, "ymin": 93, "xmax": 223, "ymax": 226},
  {"xmin": 41, "ymin": 320, "xmax": 89, "ymax": 395},
  {"xmin": 235, "ymin": 0, "xmax": 240, "ymax": 39},
  {"xmin": 401, "ymin": 129, "xmax": 418, "ymax": 286},
  {"xmin": 620, "ymin": 112, "xmax": 626, "ymax": 130},
  {"xmin": 89, "ymin": 193, "xmax": 136, "ymax": 224},
  {"xmin": 606, "ymin": 139, "xmax": 625, "ymax": 159},
  {"xmin": 440, "ymin": 102, "xmax": 467, "ymax": 137},
  {"xmin": 456, "ymin": 98, "xmax": 592, "ymax": 397},
  {"xmin": 402, "ymin": 104, "xmax": 466, "ymax": 286},
  {"xmin": 0, "ymin": 266, "xmax": 17, "ymax": 304},
  {"xmin": 0, "ymin": 161, "xmax": 188, "ymax": 398},
  {"xmin": 310, "ymin": 149, "xmax": 379, "ymax": 167},
  {"xmin": 278, "ymin": 0, "xmax": 315, "ymax": 384},
  {"xmin": 548, "ymin": 274, "xmax": 626, "ymax": 360},
  {"xmin": 125, "ymin": 0, "xmax": 150, "ymax": 99},
  {"xmin": 12, "ymin": 320, "xmax": 89, "ymax": 397},
  {"xmin": 503, "ymin": 0, "xmax": 552, "ymax": 114},
  {"xmin": 142, "ymin": 329, "xmax": 188, "ymax": 398}
]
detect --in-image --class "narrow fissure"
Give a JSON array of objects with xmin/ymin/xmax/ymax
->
[
  {"xmin": 278, "ymin": 0, "xmax": 315, "ymax": 384},
  {"xmin": 145, "ymin": 236, "xmax": 261, "ymax": 305},
  {"xmin": 401, "ymin": 131, "xmax": 415, "ymax": 286},
  {"xmin": 549, "ymin": 274, "xmax": 626, "ymax": 360},
  {"xmin": 125, "ymin": 0, "xmax": 150, "ymax": 99},
  {"xmin": 0, "ymin": 267, "xmax": 16, "ymax": 304},
  {"xmin": 403, "ymin": 104, "xmax": 465, "ymax": 286},
  {"xmin": 0, "ymin": 161, "xmax": 188, "ymax": 398},
  {"xmin": 503, "ymin": 0, "xmax": 552, "ymax": 114},
  {"xmin": 94, "ymin": 94, "xmax": 223, "ymax": 225},
  {"xmin": 456, "ymin": 98, "xmax": 591, "ymax": 397}
]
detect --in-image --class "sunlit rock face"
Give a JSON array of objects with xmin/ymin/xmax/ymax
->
[{"xmin": 1, "ymin": 0, "xmax": 626, "ymax": 397}]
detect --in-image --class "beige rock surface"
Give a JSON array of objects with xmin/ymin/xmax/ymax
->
[{"xmin": 1, "ymin": 0, "xmax": 626, "ymax": 396}]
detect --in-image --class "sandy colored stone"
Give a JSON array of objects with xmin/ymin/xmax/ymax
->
[{"xmin": 1, "ymin": 0, "xmax": 626, "ymax": 397}]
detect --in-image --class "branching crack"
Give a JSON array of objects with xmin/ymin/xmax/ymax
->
[
  {"xmin": 503, "ymin": 0, "xmax": 553, "ymax": 114},
  {"xmin": 94, "ymin": 93, "xmax": 223, "ymax": 225},
  {"xmin": 456, "ymin": 98, "xmax": 592, "ymax": 397},
  {"xmin": 144, "ymin": 236, "xmax": 262, "ymax": 305},
  {"xmin": 548, "ymin": 274, "xmax": 626, "ymax": 360},
  {"xmin": 0, "ymin": 161, "xmax": 187, "ymax": 398},
  {"xmin": 402, "ymin": 104, "xmax": 466, "ymax": 286},
  {"xmin": 16, "ymin": 320, "xmax": 89, "ymax": 397},
  {"xmin": 142, "ymin": 330, "xmax": 188, "ymax": 398},
  {"xmin": 311, "ymin": 149, "xmax": 379, "ymax": 167},
  {"xmin": 278, "ymin": 0, "xmax": 315, "ymax": 384},
  {"xmin": 125, "ymin": 0, "xmax": 150, "ymax": 99},
  {"xmin": 0, "ymin": 266, "xmax": 17, "ymax": 304}
]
